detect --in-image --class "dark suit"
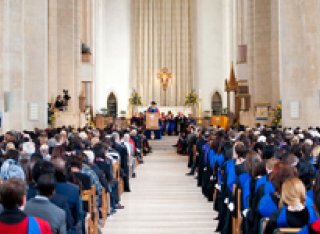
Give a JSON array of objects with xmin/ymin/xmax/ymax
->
[
  {"xmin": 27, "ymin": 183, "xmax": 74, "ymax": 230},
  {"xmin": 25, "ymin": 196, "xmax": 66, "ymax": 234},
  {"xmin": 73, "ymin": 172, "xmax": 91, "ymax": 190},
  {"xmin": 113, "ymin": 142, "xmax": 130, "ymax": 191},
  {"xmin": 55, "ymin": 181, "xmax": 82, "ymax": 233}
]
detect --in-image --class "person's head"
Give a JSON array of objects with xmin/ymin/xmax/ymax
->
[
  {"xmin": 123, "ymin": 133, "xmax": 130, "ymax": 142},
  {"xmin": 30, "ymin": 153, "xmax": 43, "ymax": 163},
  {"xmin": 40, "ymin": 144, "xmax": 49, "ymax": 157},
  {"xmin": 151, "ymin": 101, "xmax": 156, "ymax": 107},
  {"xmin": 253, "ymin": 142, "xmax": 265, "ymax": 156},
  {"xmin": 68, "ymin": 158, "xmax": 82, "ymax": 172},
  {"xmin": 92, "ymin": 143, "xmax": 106, "ymax": 160},
  {"xmin": 32, "ymin": 160, "xmax": 55, "ymax": 183},
  {"xmin": 266, "ymin": 157, "xmax": 280, "ymax": 174},
  {"xmin": 0, "ymin": 178, "xmax": 26, "ymax": 209},
  {"xmin": 281, "ymin": 177, "xmax": 306, "ymax": 207},
  {"xmin": 269, "ymin": 162, "xmax": 298, "ymax": 193},
  {"xmin": 83, "ymin": 150, "xmax": 95, "ymax": 164},
  {"xmin": 51, "ymin": 146, "xmax": 66, "ymax": 160},
  {"xmin": 130, "ymin": 129, "xmax": 137, "ymax": 137},
  {"xmin": 234, "ymin": 142, "xmax": 247, "ymax": 159},
  {"xmin": 244, "ymin": 150, "xmax": 265, "ymax": 178},
  {"xmin": 262, "ymin": 145, "xmax": 275, "ymax": 160},
  {"xmin": 5, "ymin": 149, "xmax": 19, "ymax": 162},
  {"xmin": 301, "ymin": 143, "xmax": 312, "ymax": 160},
  {"xmin": 0, "ymin": 159, "xmax": 25, "ymax": 181},
  {"xmin": 112, "ymin": 132, "xmax": 120, "ymax": 143},
  {"xmin": 36, "ymin": 173, "xmax": 55, "ymax": 198},
  {"xmin": 51, "ymin": 157, "xmax": 66, "ymax": 181}
]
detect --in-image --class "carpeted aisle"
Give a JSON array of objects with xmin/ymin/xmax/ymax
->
[{"xmin": 102, "ymin": 136, "xmax": 217, "ymax": 234}]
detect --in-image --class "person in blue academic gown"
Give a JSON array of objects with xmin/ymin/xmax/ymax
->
[
  {"xmin": 145, "ymin": 101, "xmax": 162, "ymax": 140},
  {"xmin": 265, "ymin": 178, "xmax": 318, "ymax": 234}
]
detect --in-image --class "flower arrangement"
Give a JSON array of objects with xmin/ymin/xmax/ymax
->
[
  {"xmin": 272, "ymin": 103, "xmax": 282, "ymax": 126},
  {"xmin": 185, "ymin": 90, "xmax": 198, "ymax": 106},
  {"xmin": 48, "ymin": 103, "xmax": 55, "ymax": 126},
  {"xmin": 129, "ymin": 89, "xmax": 142, "ymax": 106}
]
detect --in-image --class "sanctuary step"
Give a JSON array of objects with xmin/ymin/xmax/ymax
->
[
  {"xmin": 149, "ymin": 136, "xmax": 178, "ymax": 151},
  {"xmin": 102, "ymin": 136, "xmax": 217, "ymax": 234}
]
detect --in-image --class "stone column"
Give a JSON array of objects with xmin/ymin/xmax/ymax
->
[
  {"xmin": 1, "ymin": 0, "xmax": 48, "ymax": 131},
  {"xmin": 279, "ymin": 0, "xmax": 320, "ymax": 128}
]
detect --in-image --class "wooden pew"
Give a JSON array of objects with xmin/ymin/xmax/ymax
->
[
  {"xmin": 81, "ymin": 185, "xmax": 98, "ymax": 234},
  {"xmin": 274, "ymin": 228, "xmax": 301, "ymax": 234},
  {"xmin": 100, "ymin": 188, "xmax": 109, "ymax": 226},
  {"xmin": 113, "ymin": 161, "xmax": 124, "ymax": 197},
  {"xmin": 259, "ymin": 217, "xmax": 269, "ymax": 234},
  {"xmin": 259, "ymin": 218, "xmax": 301, "ymax": 234},
  {"xmin": 232, "ymin": 185, "xmax": 242, "ymax": 234}
]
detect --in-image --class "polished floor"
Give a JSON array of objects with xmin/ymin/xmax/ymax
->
[{"xmin": 102, "ymin": 136, "xmax": 217, "ymax": 234}]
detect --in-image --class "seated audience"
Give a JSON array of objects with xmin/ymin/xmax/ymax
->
[
  {"xmin": 265, "ymin": 177, "xmax": 318, "ymax": 234},
  {"xmin": 25, "ymin": 173, "xmax": 66, "ymax": 234},
  {"xmin": 0, "ymin": 179, "xmax": 52, "ymax": 234}
]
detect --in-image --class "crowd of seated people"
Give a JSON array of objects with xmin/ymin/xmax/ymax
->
[
  {"xmin": 183, "ymin": 125, "xmax": 320, "ymax": 234},
  {"xmin": 0, "ymin": 125, "xmax": 151, "ymax": 233}
]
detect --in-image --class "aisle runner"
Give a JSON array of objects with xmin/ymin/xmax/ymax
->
[{"xmin": 103, "ymin": 136, "xmax": 217, "ymax": 234}]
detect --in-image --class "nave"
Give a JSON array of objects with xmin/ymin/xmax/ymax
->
[{"xmin": 103, "ymin": 136, "xmax": 217, "ymax": 234}]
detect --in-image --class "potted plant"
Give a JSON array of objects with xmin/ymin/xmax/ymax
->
[
  {"xmin": 184, "ymin": 90, "xmax": 198, "ymax": 106},
  {"xmin": 129, "ymin": 89, "xmax": 142, "ymax": 115},
  {"xmin": 185, "ymin": 90, "xmax": 198, "ymax": 115},
  {"xmin": 272, "ymin": 103, "xmax": 282, "ymax": 127}
]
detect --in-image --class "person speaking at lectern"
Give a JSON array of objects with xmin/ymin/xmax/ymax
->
[{"xmin": 145, "ymin": 101, "xmax": 162, "ymax": 140}]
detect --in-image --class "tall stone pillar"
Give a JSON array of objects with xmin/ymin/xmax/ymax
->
[
  {"xmin": 279, "ymin": 0, "xmax": 320, "ymax": 128},
  {"xmin": 49, "ymin": 0, "xmax": 82, "ymax": 127},
  {"xmin": 1, "ymin": 0, "xmax": 48, "ymax": 131}
]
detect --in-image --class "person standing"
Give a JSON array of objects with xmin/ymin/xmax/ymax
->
[{"xmin": 145, "ymin": 101, "xmax": 161, "ymax": 140}]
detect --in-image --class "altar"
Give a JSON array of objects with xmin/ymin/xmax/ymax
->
[{"xmin": 136, "ymin": 106, "xmax": 192, "ymax": 115}]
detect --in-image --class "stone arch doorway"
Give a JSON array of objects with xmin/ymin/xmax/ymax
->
[
  {"xmin": 107, "ymin": 92, "xmax": 117, "ymax": 117},
  {"xmin": 211, "ymin": 92, "xmax": 222, "ymax": 115}
]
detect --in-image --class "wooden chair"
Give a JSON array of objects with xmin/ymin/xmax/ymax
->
[
  {"xmin": 273, "ymin": 228, "xmax": 301, "ymax": 234},
  {"xmin": 260, "ymin": 218, "xmax": 301, "ymax": 234},
  {"xmin": 192, "ymin": 145, "xmax": 197, "ymax": 163},
  {"xmin": 100, "ymin": 188, "xmax": 109, "ymax": 226},
  {"xmin": 232, "ymin": 185, "xmax": 242, "ymax": 234},
  {"xmin": 113, "ymin": 161, "xmax": 124, "ymax": 197},
  {"xmin": 259, "ymin": 217, "xmax": 269, "ymax": 234},
  {"xmin": 81, "ymin": 185, "xmax": 98, "ymax": 234}
]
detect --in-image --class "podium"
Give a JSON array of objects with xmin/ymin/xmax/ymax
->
[
  {"xmin": 211, "ymin": 115, "xmax": 229, "ymax": 129},
  {"xmin": 145, "ymin": 112, "xmax": 161, "ymax": 140},
  {"xmin": 146, "ymin": 112, "xmax": 160, "ymax": 130}
]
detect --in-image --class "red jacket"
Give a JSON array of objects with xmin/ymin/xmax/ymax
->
[{"xmin": 0, "ymin": 208, "xmax": 52, "ymax": 234}]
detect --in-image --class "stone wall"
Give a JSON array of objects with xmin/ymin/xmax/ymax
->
[
  {"xmin": 238, "ymin": 0, "xmax": 280, "ymax": 127},
  {"xmin": 0, "ymin": 0, "xmax": 48, "ymax": 132},
  {"xmin": 279, "ymin": 0, "xmax": 320, "ymax": 128}
]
